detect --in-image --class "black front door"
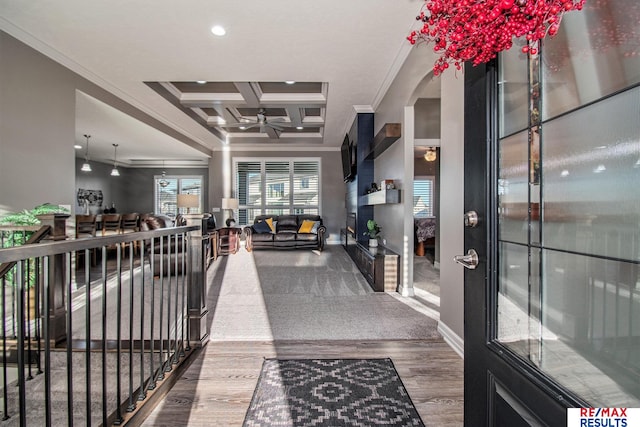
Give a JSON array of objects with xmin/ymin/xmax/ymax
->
[
  {"xmin": 462, "ymin": 4, "xmax": 640, "ymax": 424},
  {"xmin": 462, "ymin": 61, "xmax": 571, "ymax": 427}
]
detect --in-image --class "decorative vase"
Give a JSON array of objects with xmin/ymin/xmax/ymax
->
[{"xmin": 369, "ymin": 238, "xmax": 378, "ymax": 248}]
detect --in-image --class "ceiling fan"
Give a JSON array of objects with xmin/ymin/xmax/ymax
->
[{"xmin": 222, "ymin": 109, "xmax": 291, "ymax": 133}]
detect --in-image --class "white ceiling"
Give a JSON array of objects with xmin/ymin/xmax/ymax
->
[{"xmin": 0, "ymin": 0, "xmax": 424, "ymax": 166}]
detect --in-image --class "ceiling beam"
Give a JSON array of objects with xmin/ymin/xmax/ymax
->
[
  {"xmin": 286, "ymin": 107, "xmax": 303, "ymax": 127},
  {"xmin": 234, "ymin": 82, "xmax": 261, "ymax": 107}
]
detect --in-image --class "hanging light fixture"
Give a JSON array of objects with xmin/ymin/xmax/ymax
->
[
  {"xmin": 159, "ymin": 160, "xmax": 169, "ymax": 188},
  {"xmin": 424, "ymin": 147, "xmax": 437, "ymax": 162},
  {"xmin": 110, "ymin": 143, "xmax": 120, "ymax": 176},
  {"xmin": 81, "ymin": 134, "xmax": 92, "ymax": 172}
]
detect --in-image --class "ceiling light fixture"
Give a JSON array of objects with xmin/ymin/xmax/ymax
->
[
  {"xmin": 424, "ymin": 147, "xmax": 437, "ymax": 162},
  {"xmin": 296, "ymin": 126, "xmax": 303, "ymax": 130},
  {"xmin": 74, "ymin": 143, "xmax": 82, "ymax": 150},
  {"xmin": 159, "ymin": 160, "xmax": 169, "ymax": 187},
  {"xmin": 211, "ymin": 25, "xmax": 226, "ymax": 36},
  {"xmin": 196, "ymin": 80, "xmax": 207, "ymax": 84},
  {"xmin": 81, "ymin": 134, "xmax": 92, "ymax": 172},
  {"xmin": 110, "ymin": 143, "xmax": 120, "ymax": 176},
  {"xmin": 285, "ymin": 81, "xmax": 296, "ymax": 85}
]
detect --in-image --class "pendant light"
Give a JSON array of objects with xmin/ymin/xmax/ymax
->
[
  {"xmin": 110, "ymin": 143, "xmax": 120, "ymax": 176},
  {"xmin": 81, "ymin": 134, "xmax": 92, "ymax": 172},
  {"xmin": 159, "ymin": 160, "xmax": 169, "ymax": 188},
  {"xmin": 424, "ymin": 147, "xmax": 437, "ymax": 162}
]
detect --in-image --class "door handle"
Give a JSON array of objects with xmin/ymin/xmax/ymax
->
[{"xmin": 454, "ymin": 249, "xmax": 479, "ymax": 269}]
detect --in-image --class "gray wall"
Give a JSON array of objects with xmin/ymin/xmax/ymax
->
[
  {"xmin": 74, "ymin": 159, "xmax": 209, "ymax": 215},
  {"xmin": 207, "ymin": 150, "xmax": 345, "ymax": 242},
  {"xmin": 0, "ymin": 30, "xmax": 208, "ymax": 217},
  {"xmin": 369, "ymin": 45, "xmax": 465, "ymax": 345}
]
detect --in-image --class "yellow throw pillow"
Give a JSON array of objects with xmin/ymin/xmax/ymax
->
[
  {"xmin": 298, "ymin": 219, "xmax": 315, "ymax": 233},
  {"xmin": 265, "ymin": 217, "xmax": 275, "ymax": 233}
]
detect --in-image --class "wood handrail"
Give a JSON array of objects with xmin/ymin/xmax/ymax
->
[{"xmin": 0, "ymin": 225, "xmax": 51, "ymax": 280}]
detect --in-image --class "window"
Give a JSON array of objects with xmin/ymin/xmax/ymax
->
[
  {"xmin": 154, "ymin": 175, "xmax": 203, "ymax": 218},
  {"xmin": 235, "ymin": 159, "xmax": 320, "ymax": 225},
  {"xmin": 413, "ymin": 177, "xmax": 434, "ymax": 217}
]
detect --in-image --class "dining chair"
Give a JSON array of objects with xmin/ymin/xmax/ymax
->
[
  {"xmin": 120, "ymin": 213, "xmax": 140, "ymax": 255},
  {"xmin": 75, "ymin": 214, "xmax": 97, "ymax": 267}
]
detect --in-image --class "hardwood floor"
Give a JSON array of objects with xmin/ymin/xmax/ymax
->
[{"xmin": 141, "ymin": 339, "xmax": 464, "ymax": 427}]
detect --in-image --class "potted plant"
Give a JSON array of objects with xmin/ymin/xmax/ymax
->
[{"xmin": 364, "ymin": 219, "xmax": 381, "ymax": 248}]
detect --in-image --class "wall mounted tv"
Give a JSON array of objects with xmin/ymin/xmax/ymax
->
[{"xmin": 341, "ymin": 134, "xmax": 356, "ymax": 182}]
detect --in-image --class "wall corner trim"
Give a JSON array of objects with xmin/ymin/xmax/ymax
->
[{"xmin": 438, "ymin": 321, "xmax": 464, "ymax": 359}]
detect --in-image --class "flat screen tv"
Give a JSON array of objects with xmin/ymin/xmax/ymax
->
[{"xmin": 341, "ymin": 134, "xmax": 355, "ymax": 182}]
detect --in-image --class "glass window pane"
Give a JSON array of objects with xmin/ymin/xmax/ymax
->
[
  {"xmin": 156, "ymin": 178, "xmax": 177, "ymax": 217},
  {"xmin": 237, "ymin": 162, "xmax": 262, "ymax": 207},
  {"xmin": 499, "ymin": 130, "xmax": 529, "ymax": 244},
  {"xmin": 542, "ymin": 87, "xmax": 640, "ymax": 259},
  {"xmin": 539, "ymin": 249, "xmax": 640, "ymax": 407},
  {"xmin": 499, "ymin": 38, "xmax": 529, "ymax": 137},
  {"xmin": 265, "ymin": 162, "xmax": 290, "ymax": 206},
  {"xmin": 413, "ymin": 178, "xmax": 433, "ymax": 217},
  {"xmin": 293, "ymin": 161, "xmax": 319, "ymax": 206},
  {"xmin": 542, "ymin": 1, "xmax": 640, "ymax": 120}
]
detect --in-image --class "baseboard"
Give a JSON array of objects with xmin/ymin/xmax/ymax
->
[{"xmin": 437, "ymin": 321, "xmax": 464, "ymax": 359}]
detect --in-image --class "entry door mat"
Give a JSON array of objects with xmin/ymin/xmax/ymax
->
[{"xmin": 243, "ymin": 358, "xmax": 425, "ymax": 427}]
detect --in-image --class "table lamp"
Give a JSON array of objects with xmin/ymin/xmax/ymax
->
[
  {"xmin": 177, "ymin": 194, "xmax": 199, "ymax": 214},
  {"xmin": 221, "ymin": 197, "xmax": 239, "ymax": 226}
]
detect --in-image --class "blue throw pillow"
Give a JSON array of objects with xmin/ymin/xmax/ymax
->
[{"xmin": 253, "ymin": 220, "xmax": 272, "ymax": 234}]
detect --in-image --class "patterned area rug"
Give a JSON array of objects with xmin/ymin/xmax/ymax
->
[{"xmin": 243, "ymin": 358, "xmax": 425, "ymax": 427}]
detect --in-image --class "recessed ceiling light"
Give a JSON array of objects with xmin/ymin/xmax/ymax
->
[
  {"xmin": 74, "ymin": 144, "xmax": 82, "ymax": 150},
  {"xmin": 285, "ymin": 81, "xmax": 295, "ymax": 85},
  {"xmin": 560, "ymin": 170, "xmax": 570, "ymax": 177},
  {"xmin": 197, "ymin": 80, "xmax": 207, "ymax": 84},
  {"xmin": 211, "ymin": 25, "xmax": 226, "ymax": 36},
  {"xmin": 239, "ymin": 126, "xmax": 246, "ymax": 130},
  {"xmin": 296, "ymin": 126, "xmax": 303, "ymax": 130}
]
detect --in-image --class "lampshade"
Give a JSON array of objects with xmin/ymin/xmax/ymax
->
[
  {"xmin": 221, "ymin": 198, "xmax": 239, "ymax": 210},
  {"xmin": 177, "ymin": 194, "xmax": 199, "ymax": 209},
  {"xmin": 424, "ymin": 147, "xmax": 437, "ymax": 162},
  {"xmin": 81, "ymin": 134, "xmax": 92, "ymax": 172}
]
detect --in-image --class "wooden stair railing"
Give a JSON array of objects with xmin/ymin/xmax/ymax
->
[{"xmin": 0, "ymin": 225, "xmax": 51, "ymax": 280}]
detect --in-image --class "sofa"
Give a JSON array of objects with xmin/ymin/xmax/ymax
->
[
  {"xmin": 244, "ymin": 214, "xmax": 326, "ymax": 251},
  {"xmin": 140, "ymin": 214, "xmax": 186, "ymax": 275}
]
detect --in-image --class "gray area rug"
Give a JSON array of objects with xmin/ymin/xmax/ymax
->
[
  {"xmin": 207, "ymin": 246, "xmax": 440, "ymax": 341},
  {"xmin": 243, "ymin": 358, "xmax": 425, "ymax": 427}
]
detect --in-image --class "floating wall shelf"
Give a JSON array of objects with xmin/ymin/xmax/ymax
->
[
  {"xmin": 366, "ymin": 123, "xmax": 401, "ymax": 159},
  {"xmin": 359, "ymin": 189, "xmax": 401, "ymax": 206}
]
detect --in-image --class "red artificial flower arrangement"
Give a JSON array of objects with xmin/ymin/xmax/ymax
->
[{"xmin": 407, "ymin": 0, "xmax": 586, "ymax": 75}]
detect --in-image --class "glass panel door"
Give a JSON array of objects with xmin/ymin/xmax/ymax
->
[{"xmin": 494, "ymin": 0, "xmax": 640, "ymax": 408}]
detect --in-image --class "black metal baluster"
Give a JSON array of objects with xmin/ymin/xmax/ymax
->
[
  {"xmin": 1, "ymin": 273, "xmax": 9, "ymax": 420},
  {"xmin": 157, "ymin": 237, "xmax": 165, "ymax": 381},
  {"xmin": 26, "ymin": 258, "xmax": 33, "ymax": 381},
  {"xmin": 137, "ymin": 243, "xmax": 146, "ymax": 402},
  {"xmin": 127, "ymin": 241, "xmax": 136, "ymax": 413},
  {"xmin": 180, "ymin": 233, "xmax": 186, "ymax": 357},
  {"xmin": 185, "ymin": 237, "xmax": 191, "ymax": 352},
  {"xmin": 113, "ymin": 243, "xmax": 124, "ymax": 425},
  {"xmin": 43, "ymin": 256, "xmax": 52, "ymax": 427},
  {"xmin": 101, "ymin": 246, "xmax": 110, "ymax": 425},
  {"xmin": 173, "ymin": 233, "xmax": 179, "ymax": 364},
  {"xmin": 66, "ymin": 252, "xmax": 76, "ymax": 426},
  {"xmin": 165, "ymin": 235, "xmax": 172, "ymax": 374},
  {"xmin": 16, "ymin": 262, "xmax": 27, "ymax": 426},
  {"xmin": 35, "ymin": 257, "xmax": 43, "ymax": 375},
  {"xmin": 148, "ymin": 238, "xmax": 156, "ymax": 391}
]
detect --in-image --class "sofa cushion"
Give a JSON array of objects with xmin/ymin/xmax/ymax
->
[
  {"xmin": 253, "ymin": 220, "xmax": 272, "ymax": 234},
  {"xmin": 274, "ymin": 233, "xmax": 296, "ymax": 243},
  {"xmin": 265, "ymin": 217, "xmax": 276, "ymax": 233},
  {"xmin": 295, "ymin": 233, "xmax": 317, "ymax": 242},
  {"xmin": 146, "ymin": 216, "xmax": 167, "ymax": 230},
  {"xmin": 252, "ymin": 232, "xmax": 274, "ymax": 243},
  {"xmin": 298, "ymin": 219, "xmax": 321, "ymax": 234},
  {"xmin": 277, "ymin": 215, "xmax": 298, "ymax": 233}
]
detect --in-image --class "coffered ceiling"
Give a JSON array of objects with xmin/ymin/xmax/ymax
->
[
  {"xmin": 148, "ymin": 81, "xmax": 327, "ymax": 145},
  {"xmin": 0, "ymin": 0, "xmax": 424, "ymax": 165}
]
